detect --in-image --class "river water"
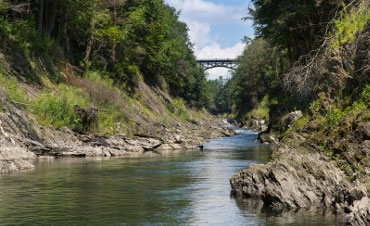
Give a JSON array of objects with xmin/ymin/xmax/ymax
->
[{"xmin": 0, "ymin": 128, "xmax": 338, "ymax": 225}]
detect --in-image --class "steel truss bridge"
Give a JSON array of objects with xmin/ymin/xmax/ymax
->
[{"xmin": 196, "ymin": 58, "xmax": 239, "ymax": 70}]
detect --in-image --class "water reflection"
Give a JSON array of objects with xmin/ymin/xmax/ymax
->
[
  {"xmin": 0, "ymin": 129, "xmax": 338, "ymax": 225},
  {"xmin": 233, "ymin": 197, "xmax": 341, "ymax": 226}
]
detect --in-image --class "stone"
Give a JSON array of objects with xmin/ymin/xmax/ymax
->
[
  {"xmin": 230, "ymin": 146, "xmax": 370, "ymax": 225},
  {"xmin": 356, "ymin": 122, "xmax": 370, "ymax": 140},
  {"xmin": 258, "ymin": 132, "xmax": 278, "ymax": 144}
]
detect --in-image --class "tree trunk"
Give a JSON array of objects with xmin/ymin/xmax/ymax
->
[
  {"xmin": 84, "ymin": 1, "xmax": 98, "ymax": 68},
  {"xmin": 84, "ymin": 39, "xmax": 94, "ymax": 67},
  {"xmin": 47, "ymin": 0, "xmax": 58, "ymax": 37},
  {"xmin": 275, "ymin": 58, "xmax": 279, "ymax": 83},
  {"xmin": 63, "ymin": 15, "xmax": 71, "ymax": 59},
  {"xmin": 37, "ymin": 0, "xmax": 45, "ymax": 37},
  {"xmin": 111, "ymin": 3, "xmax": 117, "ymax": 64},
  {"xmin": 287, "ymin": 45, "xmax": 292, "ymax": 67}
]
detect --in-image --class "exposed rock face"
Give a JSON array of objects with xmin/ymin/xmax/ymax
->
[
  {"xmin": 230, "ymin": 146, "xmax": 370, "ymax": 225},
  {"xmin": 248, "ymin": 116, "xmax": 268, "ymax": 132},
  {"xmin": 258, "ymin": 110, "xmax": 303, "ymax": 144}
]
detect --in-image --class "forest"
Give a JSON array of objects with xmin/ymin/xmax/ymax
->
[
  {"xmin": 0, "ymin": 0, "xmax": 217, "ymax": 136},
  {"xmin": 0, "ymin": 0, "xmax": 208, "ymax": 105}
]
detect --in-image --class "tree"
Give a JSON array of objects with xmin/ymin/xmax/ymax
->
[{"xmin": 249, "ymin": 0, "xmax": 349, "ymax": 64}]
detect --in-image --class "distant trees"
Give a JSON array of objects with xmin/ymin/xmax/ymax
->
[
  {"xmin": 206, "ymin": 77, "xmax": 229, "ymax": 114},
  {"xmin": 211, "ymin": 39, "xmax": 284, "ymax": 120}
]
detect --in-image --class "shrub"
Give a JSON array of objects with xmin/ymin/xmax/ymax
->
[
  {"xmin": 293, "ymin": 114, "xmax": 310, "ymax": 129},
  {"xmin": 169, "ymin": 98, "xmax": 191, "ymax": 122},
  {"xmin": 33, "ymin": 85, "xmax": 88, "ymax": 130},
  {"xmin": 332, "ymin": 3, "xmax": 370, "ymax": 49},
  {"xmin": 245, "ymin": 95, "xmax": 270, "ymax": 120},
  {"xmin": 326, "ymin": 108, "xmax": 345, "ymax": 128},
  {"xmin": 0, "ymin": 74, "xmax": 28, "ymax": 104},
  {"xmin": 362, "ymin": 85, "xmax": 370, "ymax": 102}
]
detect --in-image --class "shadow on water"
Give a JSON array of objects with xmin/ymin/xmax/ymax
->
[
  {"xmin": 0, "ymin": 127, "xmax": 340, "ymax": 225},
  {"xmin": 232, "ymin": 197, "xmax": 340, "ymax": 226}
]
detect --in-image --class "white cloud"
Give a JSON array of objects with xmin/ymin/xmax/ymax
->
[
  {"xmin": 166, "ymin": 0, "xmax": 248, "ymax": 48},
  {"xmin": 165, "ymin": 0, "xmax": 250, "ymax": 80},
  {"xmin": 206, "ymin": 68, "xmax": 231, "ymax": 80},
  {"xmin": 196, "ymin": 42, "xmax": 245, "ymax": 59},
  {"xmin": 185, "ymin": 20, "xmax": 212, "ymax": 48},
  {"xmin": 197, "ymin": 42, "xmax": 245, "ymax": 80},
  {"xmin": 167, "ymin": 0, "xmax": 245, "ymax": 24}
]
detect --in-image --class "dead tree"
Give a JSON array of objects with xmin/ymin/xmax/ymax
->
[{"xmin": 73, "ymin": 105, "xmax": 99, "ymax": 132}]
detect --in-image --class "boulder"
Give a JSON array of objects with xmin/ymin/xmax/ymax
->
[{"xmin": 230, "ymin": 146, "xmax": 370, "ymax": 225}]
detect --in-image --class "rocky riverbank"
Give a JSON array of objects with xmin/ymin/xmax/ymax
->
[
  {"xmin": 230, "ymin": 110, "xmax": 370, "ymax": 225},
  {"xmin": 0, "ymin": 99, "xmax": 235, "ymax": 174},
  {"xmin": 230, "ymin": 145, "xmax": 370, "ymax": 225}
]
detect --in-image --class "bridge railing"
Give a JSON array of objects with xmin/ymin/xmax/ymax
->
[
  {"xmin": 196, "ymin": 58, "xmax": 239, "ymax": 70},
  {"xmin": 196, "ymin": 58, "xmax": 238, "ymax": 62}
]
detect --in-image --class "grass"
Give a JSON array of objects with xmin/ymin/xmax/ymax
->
[
  {"xmin": 0, "ymin": 73, "xmax": 30, "ymax": 111},
  {"xmin": 293, "ymin": 114, "xmax": 310, "ymax": 130},
  {"xmin": 167, "ymin": 98, "xmax": 191, "ymax": 122},
  {"xmin": 32, "ymin": 84, "xmax": 88, "ymax": 130},
  {"xmin": 245, "ymin": 95, "xmax": 270, "ymax": 121},
  {"xmin": 332, "ymin": 2, "xmax": 370, "ymax": 49},
  {"xmin": 1, "ymin": 61, "xmax": 207, "ymax": 136}
]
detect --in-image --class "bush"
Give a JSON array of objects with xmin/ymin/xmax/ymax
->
[
  {"xmin": 332, "ymin": 3, "xmax": 370, "ymax": 49},
  {"xmin": 0, "ymin": 74, "xmax": 28, "ymax": 104},
  {"xmin": 362, "ymin": 85, "xmax": 370, "ymax": 102},
  {"xmin": 245, "ymin": 95, "xmax": 270, "ymax": 120},
  {"xmin": 33, "ymin": 85, "xmax": 88, "ymax": 129},
  {"xmin": 168, "ymin": 98, "xmax": 191, "ymax": 122}
]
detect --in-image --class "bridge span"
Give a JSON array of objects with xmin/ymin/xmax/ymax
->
[{"xmin": 196, "ymin": 58, "xmax": 239, "ymax": 70}]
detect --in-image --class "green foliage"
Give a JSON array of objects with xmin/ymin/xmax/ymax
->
[
  {"xmin": 325, "ymin": 108, "xmax": 345, "ymax": 128},
  {"xmin": 218, "ymin": 39, "xmax": 284, "ymax": 121},
  {"xmin": 33, "ymin": 85, "xmax": 88, "ymax": 130},
  {"xmin": 249, "ymin": 0, "xmax": 348, "ymax": 61},
  {"xmin": 312, "ymin": 85, "xmax": 370, "ymax": 129},
  {"xmin": 247, "ymin": 107, "xmax": 269, "ymax": 119},
  {"xmin": 348, "ymin": 85, "xmax": 370, "ymax": 122},
  {"xmin": 206, "ymin": 76, "xmax": 229, "ymax": 114},
  {"xmin": 294, "ymin": 114, "xmax": 310, "ymax": 129},
  {"xmin": 98, "ymin": 104, "xmax": 128, "ymax": 135},
  {"xmin": 362, "ymin": 85, "xmax": 370, "ymax": 101},
  {"xmin": 245, "ymin": 95, "xmax": 270, "ymax": 120},
  {"xmin": 167, "ymin": 98, "xmax": 191, "ymax": 122},
  {"xmin": 0, "ymin": 15, "xmax": 52, "ymax": 54},
  {"xmin": 310, "ymin": 100, "xmax": 321, "ymax": 114},
  {"xmin": 0, "ymin": 74, "xmax": 28, "ymax": 104},
  {"xmin": 1, "ymin": 0, "xmax": 209, "ymax": 109},
  {"xmin": 332, "ymin": 3, "xmax": 370, "ymax": 49}
]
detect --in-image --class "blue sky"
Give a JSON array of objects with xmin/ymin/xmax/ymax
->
[{"xmin": 164, "ymin": 0, "xmax": 254, "ymax": 80}]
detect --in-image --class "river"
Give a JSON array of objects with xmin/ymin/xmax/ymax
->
[{"xmin": 0, "ymin": 127, "xmax": 338, "ymax": 225}]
